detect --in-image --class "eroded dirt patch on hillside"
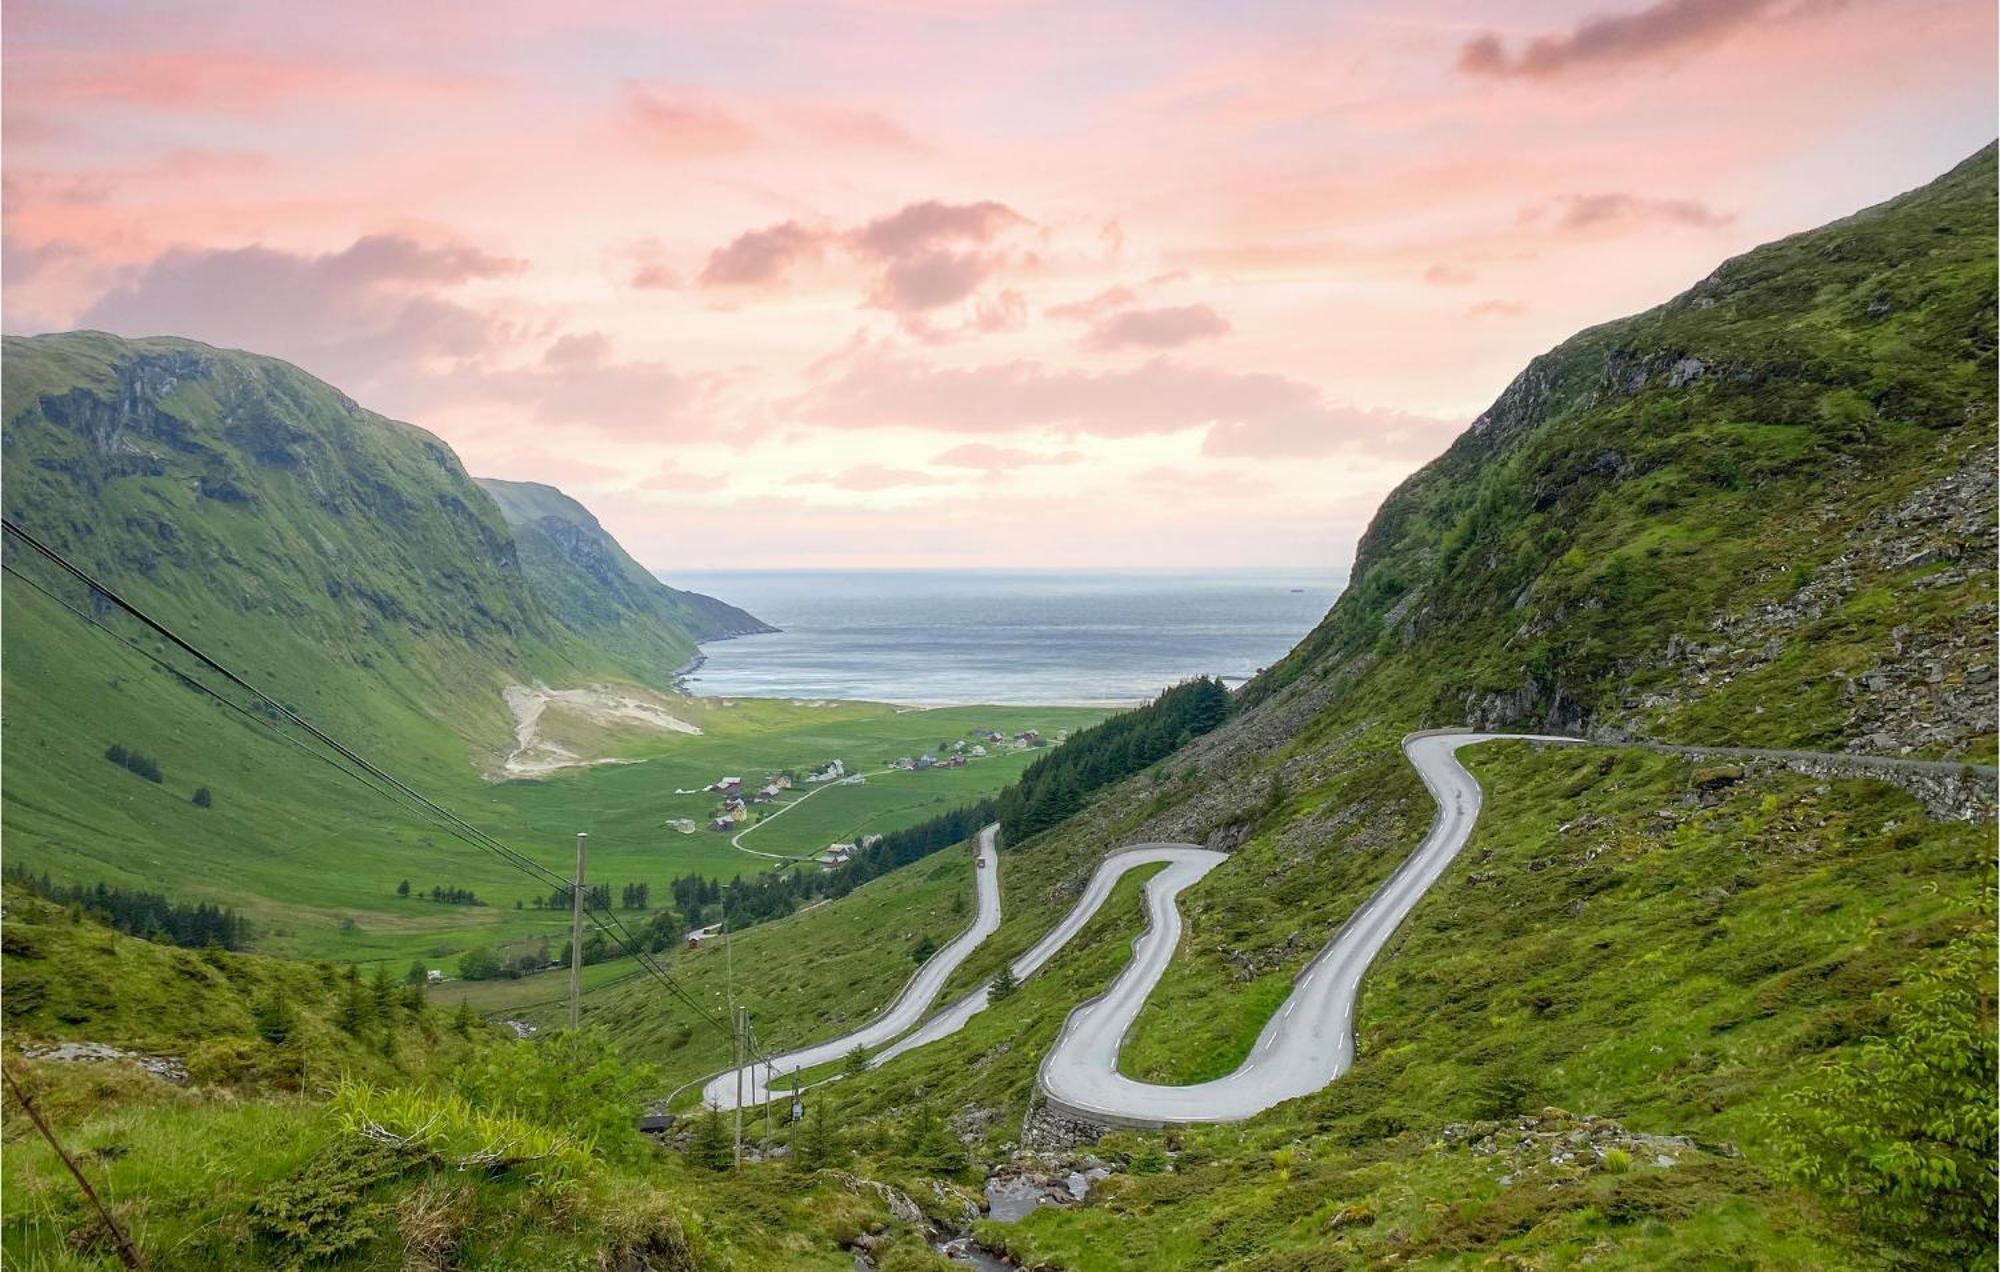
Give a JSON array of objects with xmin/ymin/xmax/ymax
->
[{"xmin": 498, "ymin": 683, "xmax": 701, "ymax": 778}]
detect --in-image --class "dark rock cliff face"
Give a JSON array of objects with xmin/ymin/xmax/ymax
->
[{"xmin": 476, "ymin": 477, "xmax": 774, "ymax": 683}]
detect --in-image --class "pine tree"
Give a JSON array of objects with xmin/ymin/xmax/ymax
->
[
  {"xmin": 794, "ymin": 1095, "xmax": 844, "ymax": 1171},
  {"xmin": 337, "ymin": 978, "xmax": 370, "ymax": 1035},
  {"xmin": 404, "ymin": 960, "xmax": 428, "ymax": 986},
  {"xmin": 370, "ymin": 966, "xmax": 396, "ymax": 1025},
  {"xmin": 253, "ymin": 989, "xmax": 295, "ymax": 1044},
  {"xmin": 453, "ymin": 999, "xmax": 480, "ymax": 1035},
  {"xmin": 843, "ymin": 1044, "xmax": 869, "ymax": 1078},
  {"xmin": 990, "ymin": 964, "xmax": 1019, "ymax": 1000},
  {"xmin": 689, "ymin": 1102, "xmax": 734, "ymax": 1171},
  {"xmin": 396, "ymin": 879, "xmax": 410, "ymax": 898}
]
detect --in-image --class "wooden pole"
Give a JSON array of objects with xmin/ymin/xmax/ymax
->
[
  {"xmin": 567, "ymin": 831, "xmax": 588, "ymax": 1031},
  {"xmin": 732, "ymin": 1006, "xmax": 746, "ymax": 1169},
  {"xmin": 4, "ymin": 1066, "xmax": 145, "ymax": 1270}
]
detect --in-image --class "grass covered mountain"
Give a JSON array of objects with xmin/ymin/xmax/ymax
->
[
  {"xmin": 2, "ymin": 332, "xmax": 764, "ymax": 741},
  {"xmin": 478, "ymin": 477, "xmax": 773, "ymax": 680},
  {"xmin": 1252, "ymin": 144, "xmax": 1995, "ymax": 762}
]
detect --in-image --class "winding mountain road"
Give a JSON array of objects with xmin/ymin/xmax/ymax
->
[
  {"xmin": 698, "ymin": 824, "xmax": 1002, "ymax": 1110},
  {"xmin": 703, "ymin": 730, "xmax": 1572, "ymax": 1121}
]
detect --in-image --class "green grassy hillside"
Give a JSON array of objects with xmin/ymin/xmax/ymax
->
[
  {"xmin": 479, "ymin": 477, "xmax": 774, "ymax": 684},
  {"xmin": 1255, "ymin": 144, "xmax": 1996, "ymax": 763}
]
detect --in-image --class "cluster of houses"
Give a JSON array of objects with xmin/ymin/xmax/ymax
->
[
  {"xmin": 805, "ymin": 759, "xmax": 845, "ymax": 783},
  {"xmin": 890, "ymin": 752, "xmax": 970, "ymax": 772},
  {"xmin": 701, "ymin": 771, "xmax": 801, "ymax": 831},
  {"xmin": 818, "ymin": 833, "xmax": 883, "ymax": 868}
]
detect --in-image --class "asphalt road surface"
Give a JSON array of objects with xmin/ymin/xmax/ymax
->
[
  {"xmin": 700, "ymin": 822, "xmax": 1001, "ymax": 1110},
  {"xmin": 700, "ymin": 731, "xmax": 1582, "ymax": 1120}
]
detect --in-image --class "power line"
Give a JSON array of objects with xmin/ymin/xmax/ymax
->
[{"xmin": 1, "ymin": 518, "xmax": 748, "ymax": 1047}]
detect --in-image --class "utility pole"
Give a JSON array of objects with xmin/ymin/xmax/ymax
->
[
  {"xmin": 762, "ymin": 1052, "xmax": 774, "ymax": 1157},
  {"xmin": 732, "ymin": 1005, "xmax": 746, "ymax": 1169},
  {"xmin": 567, "ymin": 831, "xmax": 588, "ymax": 1031}
]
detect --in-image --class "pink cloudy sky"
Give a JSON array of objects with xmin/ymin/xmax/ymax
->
[{"xmin": 5, "ymin": 0, "xmax": 1993, "ymax": 569}]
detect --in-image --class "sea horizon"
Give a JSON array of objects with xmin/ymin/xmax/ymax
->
[{"xmin": 660, "ymin": 567, "xmax": 1345, "ymax": 706}]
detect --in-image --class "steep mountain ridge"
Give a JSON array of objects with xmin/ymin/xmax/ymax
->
[
  {"xmin": 1252, "ymin": 143, "xmax": 1996, "ymax": 761},
  {"xmin": 1, "ymin": 332, "xmax": 764, "ymax": 742},
  {"xmin": 478, "ymin": 477, "xmax": 774, "ymax": 683}
]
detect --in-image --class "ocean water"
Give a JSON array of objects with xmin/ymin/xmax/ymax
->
[{"xmin": 663, "ymin": 570, "xmax": 1343, "ymax": 706}]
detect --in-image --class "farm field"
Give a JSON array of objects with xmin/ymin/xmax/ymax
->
[{"xmin": 0, "ymin": 581, "xmax": 1107, "ymax": 969}]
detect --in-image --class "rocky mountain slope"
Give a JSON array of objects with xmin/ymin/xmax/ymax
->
[
  {"xmin": 479, "ymin": 477, "xmax": 774, "ymax": 682},
  {"xmin": 1252, "ymin": 143, "xmax": 1996, "ymax": 763}
]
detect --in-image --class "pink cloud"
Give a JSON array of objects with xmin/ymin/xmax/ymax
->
[
  {"xmin": 444, "ymin": 331, "xmax": 704, "ymax": 438},
  {"xmin": 791, "ymin": 464, "xmax": 951, "ymax": 491},
  {"xmin": 630, "ymin": 262, "xmax": 680, "ymax": 289},
  {"xmin": 697, "ymin": 221, "xmax": 827, "ymax": 287},
  {"xmin": 930, "ymin": 443, "xmax": 1083, "ymax": 471},
  {"xmin": 1046, "ymin": 285, "xmax": 1139, "ymax": 322},
  {"xmin": 872, "ymin": 249, "xmax": 992, "ymax": 311},
  {"xmin": 1465, "ymin": 299, "xmax": 1528, "ymax": 318},
  {"xmin": 77, "ymin": 234, "xmax": 519, "ymax": 394},
  {"xmin": 1524, "ymin": 193, "xmax": 1734, "ymax": 232},
  {"xmin": 1461, "ymin": 0, "xmax": 1783, "ymax": 78},
  {"xmin": 1133, "ymin": 465, "xmax": 1276, "ymax": 499},
  {"xmin": 1084, "ymin": 303, "xmax": 1231, "ymax": 351},
  {"xmin": 1423, "ymin": 263, "xmax": 1476, "ymax": 286},
  {"xmin": 780, "ymin": 103, "xmax": 921, "ymax": 152},
  {"xmin": 2, "ymin": 235, "xmax": 88, "ymax": 284},
  {"xmin": 692, "ymin": 198, "xmax": 1034, "ymax": 323},
  {"xmin": 852, "ymin": 200, "xmax": 1026, "ymax": 258},
  {"xmin": 17, "ymin": 48, "xmax": 481, "ymax": 116},
  {"xmin": 639, "ymin": 464, "xmax": 728, "ymax": 491},
  {"xmin": 625, "ymin": 86, "xmax": 760, "ymax": 156},
  {"xmin": 796, "ymin": 352, "xmax": 1418, "ymax": 456}
]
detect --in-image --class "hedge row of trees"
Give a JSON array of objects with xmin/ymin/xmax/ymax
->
[
  {"xmin": 996, "ymin": 677, "xmax": 1230, "ymax": 841},
  {"xmin": 395, "ymin": 880, "xmax": 484, "ymax": 906},
  {"xmin": 103, "ymin": 742, "xmax": 163, "ymax": 783},
  {"xmin": 2, "ymin": 863, "xmax": 250, "ymax": 950}
]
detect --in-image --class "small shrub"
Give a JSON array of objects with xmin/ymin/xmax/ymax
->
[
  {"xmin": 250, "ymin": 1138, "xmax": 409, "ymax": 1269},
  {"xmin": 191, "ymin": 786, "xmax": 213, "ymax": 808},
  {"xmin": 1600, "ymin": 1147, "xmax": 1634, "ymax": 1174}
]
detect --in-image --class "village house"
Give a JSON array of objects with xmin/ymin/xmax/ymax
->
[
  {"xmin": 1013, "ymin": 730, "xmax": 1042, "ymax": 746},
  {"xmin": 970, "ymin": 744, "xmax": 988, "ymax": 757},
  {"xmin": 806, "ymin": 759, "xmax": 846, "ymax": 783},
  {"xmin": 891, "ymin": 756, "xmax": 916, "ymax": 770},
  {"xmin": 707, "ymin": 776, "xmax": 743, "ymax": 796},
  {"xmin": 709, "ymin": 815, "xmax": 737, "ymax": 832},
  {"xmin": 915, "ymin": 754, "xmax": 936, "ymax": 770}
]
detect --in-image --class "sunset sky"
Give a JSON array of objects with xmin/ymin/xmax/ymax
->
[{"xmin": 5, "ymin": 0, "xmax": 1993, "ymax": 570}]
